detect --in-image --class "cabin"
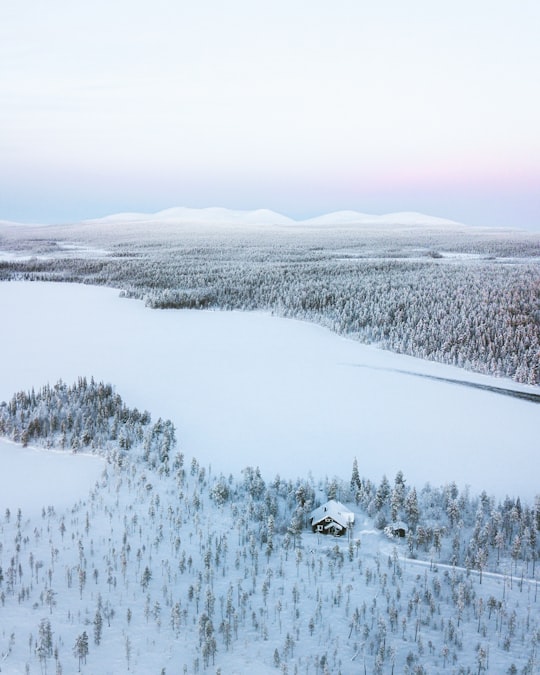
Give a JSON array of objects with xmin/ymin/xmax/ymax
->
[{"xmin": 310, "ymin": 500, "xmax": 355, "ymax": 537}]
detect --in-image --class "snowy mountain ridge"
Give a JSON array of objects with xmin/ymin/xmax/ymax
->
[
  {"xmin": 1, "ymin": 207, "xmax": 467, "ymax": 229},
  {"xmin": 82, "ymin": 206, "xmax": 467, "ymax": 228}
]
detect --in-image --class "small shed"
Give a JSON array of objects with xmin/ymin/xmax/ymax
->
[
  {"xmin": 386, "ymin": 521, "xmax": 409, "ymax": 538},
  {"xmin": 310, "ymin": 500, "xmax": 355, "ymax": 537}
]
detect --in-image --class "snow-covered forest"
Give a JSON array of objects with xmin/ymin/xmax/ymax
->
[
  {"xmin": 0, "ymin": 378, "xmax": 539, "ymax": 674},
  {"xmin": 0, "ymin": 218, "xmax": 539, "ymax": 385},
  {"xmin": 0, "ymin": 217, "xmax": 539, "ymax": 673}
]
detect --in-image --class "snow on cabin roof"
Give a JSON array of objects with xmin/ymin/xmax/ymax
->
[{"xmin": 310, "ymin": 499, "xmax": 355, "ymax": 528}]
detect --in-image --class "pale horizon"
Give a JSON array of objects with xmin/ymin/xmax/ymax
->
[{"xmin": 1, "ymin": 1, "xmax": 539, "ymax": 231}]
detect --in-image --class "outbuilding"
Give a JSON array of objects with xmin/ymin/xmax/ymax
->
[{"xmin": 385, "ymin": 521, "xmax": 409, "ymax": 538}]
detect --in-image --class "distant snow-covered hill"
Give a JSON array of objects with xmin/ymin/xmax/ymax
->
[
  {"xmin": 75, "ymin": 206, "xmax": 466, "ymax": 229},
  {"xmin": 300, "ymin": 210, "xmax": 466, "ymax": 228},
  {"xmin": 82, "ymin": 206, "xmax": 297, "ymax": 227}
]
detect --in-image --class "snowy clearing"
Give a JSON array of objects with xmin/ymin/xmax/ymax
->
[
  {"xmin": 0, "ymin": 281, "xmax": 537, "ymax": 502},
  {"xmin": 0, "ymin": 439, "xmax": 105, "ymax": 515}
]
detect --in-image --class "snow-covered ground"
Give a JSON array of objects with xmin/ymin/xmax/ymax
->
[
  {"xmin": 1, "ymin": 436, "xmax": 534, "ymax": 675},
  {"xmin": 0, "ymin": 280, "xmax": 538, "ymax": 675},
  {"xmin": 0, "ymin": 281, "xmax": 537, "ymax": 502},
  {"xmin": 0, "ymin": 242, "xmax": 112, "ymax": 262},
  {"xmin": 0, "ymin": 439, "xmax": 105, "ymax": 515}
]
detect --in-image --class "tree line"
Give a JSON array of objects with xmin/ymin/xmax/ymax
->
[{"xmin": 1, "ymin": 223, "xmax": 538, "ymax": 384}]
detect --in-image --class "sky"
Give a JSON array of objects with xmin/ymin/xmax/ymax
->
[{"xmin": 1, "ymin": 0, "xmax": 539, "ymax": 230}]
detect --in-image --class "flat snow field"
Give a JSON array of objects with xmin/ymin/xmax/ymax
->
[
  {"xmin": 0, "ymin": 281, "xmax": 537, "ymax": 502},
  {"xmin": 0, "ymin": 439, "xmax": 105, "ymax": 515}
]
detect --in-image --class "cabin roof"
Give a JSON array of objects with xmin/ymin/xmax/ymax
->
[{"xmin": 310, "ymin": 499, "xmax": 355, "ymax": 529}]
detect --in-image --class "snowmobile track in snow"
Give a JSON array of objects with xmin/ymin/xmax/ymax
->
[{"xmin": 348, "ymin": 363, "xmax": 540, "ymax": 404}]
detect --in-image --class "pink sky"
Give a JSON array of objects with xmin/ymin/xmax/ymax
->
[{"xmin": 1, "ymin": 1, "xmax": 539, "ymax": 230}]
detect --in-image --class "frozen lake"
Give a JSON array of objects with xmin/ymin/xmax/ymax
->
[
  {"xmin": 0, "ymin": 439, "xmax": 105, "ymax": 515},
  {"xmin": 0, "ymin": 281, "xmax": 537, "ymax": 502}
]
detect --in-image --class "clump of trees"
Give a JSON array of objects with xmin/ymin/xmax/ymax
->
[
  {"xmin": 0, "ymin": 377, "xmax": 176, "ymax": 471},
  {"xmin": 346, "ymin": 462, "xmax": 539, "ymax": 577}
]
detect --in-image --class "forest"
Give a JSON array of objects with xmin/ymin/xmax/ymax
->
[
  {"xmin": 0, "ymin": 219, "xmax": 539, "ymax": 385},
  {"xmin": 0, "ymin": 218, "xmax": 539, "ymax": 672},
  {"xmin": 0, "ymin": 379, "xmax": 538, "ymax": 673}
]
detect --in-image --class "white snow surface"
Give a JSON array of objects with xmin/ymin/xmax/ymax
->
[
  {"xmin": 0, "ymin": 439, "xmax": 105, "ymax": 515},
  {"xmin": 0, "ymin": 242, "xmax": 111, "ymax": 262},
  {"xmin": 0, "ymin": 281, "xmax": 537, "ymax": 502}
]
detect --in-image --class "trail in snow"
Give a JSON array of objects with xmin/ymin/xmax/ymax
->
[
  {"xmin": 399, "ymin": 554, "xmax": 539, "ymax": 588},
  {"xmin": 347, "ymin": 363, "xmax": 540, "ymax": 403}
]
